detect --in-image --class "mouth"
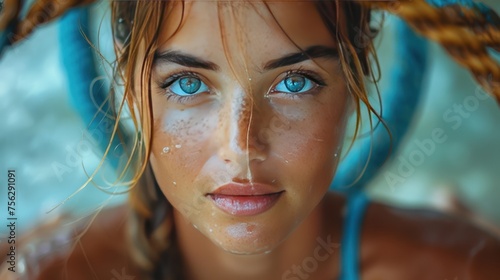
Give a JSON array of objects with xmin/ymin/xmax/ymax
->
[{"xmin": 207, "ymin": 183, "xmax": 284, "ymax": 216}]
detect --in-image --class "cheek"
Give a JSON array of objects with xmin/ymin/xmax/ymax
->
[
  {"xmin": 149, "ymin": 105, "xmax": 217, "ymax": 205},
  {"xmin": 269, "ymin": 95, "xmax": 348, "ymax": 202}
]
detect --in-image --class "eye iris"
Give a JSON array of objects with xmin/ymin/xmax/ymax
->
[
  {"xmin": 179, "ymin": 77, "xmax": 201, "ymax": 94},
  {"xmin": 285, "ymin": 76, "xmax": 305, "ymax": 93}
]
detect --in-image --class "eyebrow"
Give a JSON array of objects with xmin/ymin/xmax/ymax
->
[
  {"xmin": 153, "ymin": 50, "xmax": 221, "ymax": 71},
  {"xmin": 263, "ymin": 45, "xmax": 339, "ymax": 70},
  {"xmin": 153, "ymin": 45, "xmax": 338, "ymax": 71}
]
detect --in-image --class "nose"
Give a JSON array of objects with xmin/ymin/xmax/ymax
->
[{"xmin": 216, "ymin": 90, "xmax": 267, "ymax": 170}]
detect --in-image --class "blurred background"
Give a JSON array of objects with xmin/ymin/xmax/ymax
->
[{"xmin": 0, "ymin": 0, "xmax": 499, "ymax": 235}]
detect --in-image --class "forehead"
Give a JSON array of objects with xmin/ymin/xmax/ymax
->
[{"xmin": 156, "ymin": 0, "xmax": 337, "ymax": 67}]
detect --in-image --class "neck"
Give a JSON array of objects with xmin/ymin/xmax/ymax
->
[{"xmin": 173, "ymin": 193, "xmax": 344, "ymax": 280}]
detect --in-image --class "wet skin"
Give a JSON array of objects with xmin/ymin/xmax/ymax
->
[
  {"xmin": 143, "ymin": 0, "xmax": 351, "ymax": 278},
  {"xmin": 149, "ymin": 0, "xmax": 347, "ymax": 257}
]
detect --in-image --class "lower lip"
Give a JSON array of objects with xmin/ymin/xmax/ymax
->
[{"xmin": 208, "ymin": 192, "xmax": 283, "ymax": 216}]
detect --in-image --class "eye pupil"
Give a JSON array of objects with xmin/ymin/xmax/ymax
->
[
  {"xmin": 285, "ymin": 76, "xmax": 305, "ymax": 93},
  {"xmin": 179, "ymin": 77, "xmax": 201, "ymax": 94}
]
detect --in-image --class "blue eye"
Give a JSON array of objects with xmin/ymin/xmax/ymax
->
[
  {"xmin": 169, "ymin": 76, "xmax": 209, "ymax": 96},
  {"xmin": 275, "ymin": 75, "xmax": 315, "ymax": 94}
]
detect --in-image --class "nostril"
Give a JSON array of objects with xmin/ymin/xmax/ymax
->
[{"xmin": 232, "ymin": 177, "xmax": 250, "ymax": 184}]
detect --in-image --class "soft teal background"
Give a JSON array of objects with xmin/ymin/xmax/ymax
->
[
  {"xmin": 368, "ymin": 1, "xmax": 500, "ymax": 230},
  {"xmin": 0, "ymin": 1, "xmax": 499, "ymax": 235}
]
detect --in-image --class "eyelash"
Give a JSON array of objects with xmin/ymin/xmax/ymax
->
[
  {"xmin": 287, "ymin": 68, "xmax": 326, "ymax": 86},
  {"xmin": 158, "ymin": 70, "xmax": 206, "ymax": 103},
  {"xmin": 270, "ymin": 68, "xmax": 326, "ymax": 96},
  {"xmin": 156, "ymin": 68, "xmax": 327, "ymax": 103}
]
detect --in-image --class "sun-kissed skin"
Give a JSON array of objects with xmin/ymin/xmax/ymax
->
[
  {"xmin": 150, "ymin": 0, "xmax": 347, "ymax": 259},
  {"xmin": 146, "ymin": 1, "xmax": 348, "ymax": 278},
  {"xmin": 1, "ymin": 1, "xmax": 500, "ymax": 280}
]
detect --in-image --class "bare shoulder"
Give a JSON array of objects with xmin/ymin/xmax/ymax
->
[
  {"xmin": 361, "ymin": 200, "xmax": 500, "ymax": 279},
  {"xmin": 1, "ymin": 204, "xmax": 138, "ymax": 280}
]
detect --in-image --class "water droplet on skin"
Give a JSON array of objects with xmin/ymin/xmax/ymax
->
[
  {"xmin": 334, "ymin": 153, "xmax": 338, "ymax": 157},
  {"xmin": 173, "ymin": 181, "xmax": 177, "ymax": 186},
  {"xmin": 246, "ymin": 224, "xmax": 256, "ymax": 233},
  {"xmin": 161, "ymin": 147, "xmax": 170, "ymax": 155},
  {"xmin": 209, "ymin": 228, "xmax": 213, "ymax": 233},
  {"xmin": 271, "ymin": 179, "xmax": 276, "ymax": 183},
  {"xmin": 226, "ymin": 223, "xmax": 257, "ymax": 238},
  {"xmin": 175, "ymin": 144, "xmax": 182, "ymax": 149}
]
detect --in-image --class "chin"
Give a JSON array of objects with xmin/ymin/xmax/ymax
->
[
  {"xmin": 213, "ymin": 238, "xmax": 280, "ymax": 256},
  {"xmin": 220, "ymin": 246, "xmax": 274, "ymax": 256},
  {"xmin": 198, "ymin": 219, "xmax": 289, "ymax": 256}
]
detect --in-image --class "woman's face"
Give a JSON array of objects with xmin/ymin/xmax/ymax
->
[{"xmin": 147, "ymin": 0, "xmax": 349, "ymax": 254}]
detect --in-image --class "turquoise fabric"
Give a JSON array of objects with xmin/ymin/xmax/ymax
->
[
  {"xmin": 330, "ymin": 20, "xmax": 428, "ymax": 194},
  {"xmin": 58, "ymin": 7, "xmax": 122, "ymax": 168},
  {"xmin": 340, "ymin": 193, "xmax": 370, "ymax": 280},
  {"xmin": 337, "ymin": 1, "xmax": 491, "ymax": 279}
]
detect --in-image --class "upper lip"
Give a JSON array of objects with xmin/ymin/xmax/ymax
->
[{"xmin": 208, "ymin": 182, "xmax": 283, "ymax": 196}]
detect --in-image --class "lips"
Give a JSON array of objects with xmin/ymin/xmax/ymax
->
[{"xmin": 207, "ymin": 183, "xmax": 284, "ymax": 216}]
